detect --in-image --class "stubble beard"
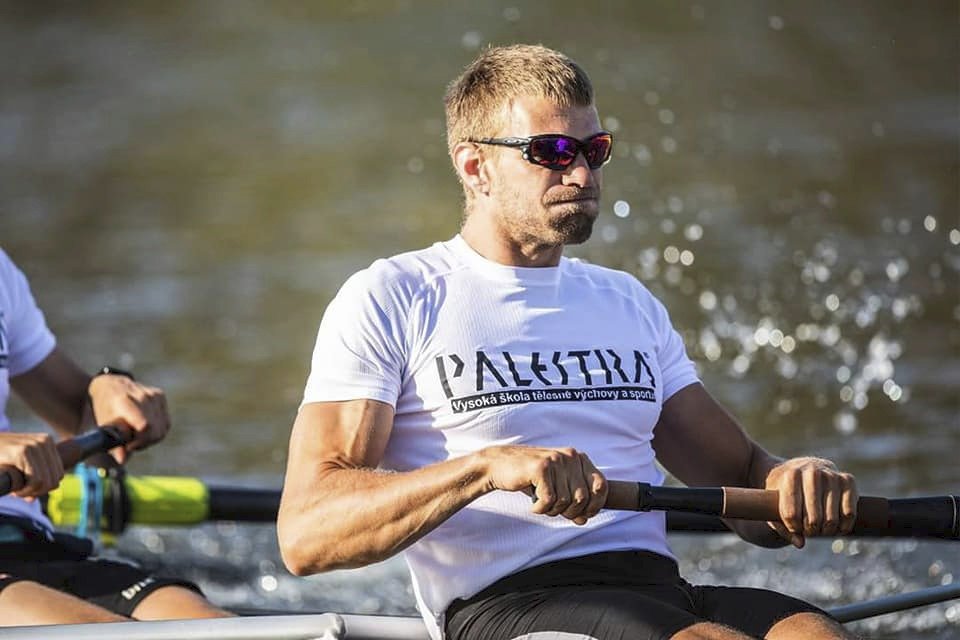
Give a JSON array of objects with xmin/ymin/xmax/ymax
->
[
  {"xmin": 541, "ymin": 187, "xmax": 600, "ymax": 246},
  {"xmin": 548, "ymin": 202, "xmax": 596, "ymax": 245},
  {"xmin": 497, "ymin": 188, "xmax": 599, "ymax": 248}
]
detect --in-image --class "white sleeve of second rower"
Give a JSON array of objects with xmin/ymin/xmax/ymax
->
[{"xmin": 0, "ymin": 249, "xmax": 57, "ymax": 376}]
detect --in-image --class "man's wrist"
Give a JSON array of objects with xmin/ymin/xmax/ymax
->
[
  {"xmin": 93, "ymin": 366, "xmax": 135, "ymax": 381},
  {"xmin": 752, "ymin": 449, "xmax": 785, "ymax": 489},
  {"xmin": 87, "ymin": 366, "xmax": 137, "ymax": 406}
]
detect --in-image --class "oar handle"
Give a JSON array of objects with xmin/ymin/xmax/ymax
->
[
  {"xmin": 605, "ymin": 481, "xmax": 960, "ymax": 540},
  {"xmin": 0, "ymin": 426, "xmax": 133, "ymax": 497}
]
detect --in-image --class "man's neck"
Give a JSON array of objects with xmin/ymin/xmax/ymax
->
[{"xmin": 460, "ymin": 216, "xmax": 564, "ymax": 268}]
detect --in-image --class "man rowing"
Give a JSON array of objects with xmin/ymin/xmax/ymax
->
[
  {"xmin": 0, "ymin": 248, "xmax": 231, "ymax": 624},
  {"xmin": 279, "ymin": 44, "xmax": 860, "ymax": 640}
]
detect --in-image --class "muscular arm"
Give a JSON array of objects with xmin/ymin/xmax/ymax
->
[
  {"xmin": 277, "ymin": 399, "xmax": 608, "ymax": 575},
  {"xmin": 652, "ymin": 383, "xmax": 857, "ymax": 548},
  {"xmin": 277, "ymin": 400, "xmax": 489, "ymax": 574}
]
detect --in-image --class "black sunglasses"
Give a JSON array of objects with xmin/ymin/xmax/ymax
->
[{"xmin": 469, "ymin": 132, "xmax": 614, "ymax": 171}]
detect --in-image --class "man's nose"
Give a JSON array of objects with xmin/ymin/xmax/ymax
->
[{"xmin": 562, "ymin": 153, "xmax": 598, "ymax": 188}]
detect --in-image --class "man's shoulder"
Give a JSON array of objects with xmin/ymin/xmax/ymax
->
[
  {"xmin": 564, "ymin": 257, "xmax": 653, "ymax": 297},
  {"xmin": 378, "ymin": 240, "xmax": 460, "ymax": 275},
  {"xmin": 342, "ymin": 239, "xmax": 463, "ymax": 300}
]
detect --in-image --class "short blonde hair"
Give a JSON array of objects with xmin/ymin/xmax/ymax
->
[{"xmin": 443, "ymin": 44, "xmax": 595, "ymax": 158}]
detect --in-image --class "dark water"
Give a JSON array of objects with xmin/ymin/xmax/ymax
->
[{"xmin": 2, "ymin": 2, "xmax": 958, "ymax": 637}]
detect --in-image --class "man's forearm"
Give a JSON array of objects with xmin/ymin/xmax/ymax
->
[
  {"xmin": 10, "ymin": 349, "xmax": 92, "ymax": 438},
  {"xmin": 278, "ymin": 452, "xmax": 492, "ymax": 575}
]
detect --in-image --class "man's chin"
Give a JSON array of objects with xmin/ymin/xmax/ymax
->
[{"xmin": 551, "ymin": 213, "xmax": 595, "ymax": 245}]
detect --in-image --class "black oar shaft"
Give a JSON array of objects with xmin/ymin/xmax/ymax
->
[
  {"xmin": 882, "ymin": 496, "xmax": 960, "ymax": 539},
  {"xmin": 208, "ymin": 487, "xmax": 281, "ymax": 522},
  {"xmin": 182, "ymin": 486, "xmax": 740, "ymax": 533},
  {"xmin": 206, "ymin": 482, "xmax": 959, "ymax": 539},
  {"xmin": 46, "ymin": 475, "xmax": 958, "ymax": 540},
  {"xmin": 174, "ymin": 485, "xmax": 741, "ymax": 533}
]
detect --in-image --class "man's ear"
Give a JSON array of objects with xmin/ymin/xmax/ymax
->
[{"xmin": 452, "ymin": 142, "xmax": 488, "ymax": 196}]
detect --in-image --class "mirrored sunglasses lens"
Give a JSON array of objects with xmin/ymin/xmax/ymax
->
[
  {"xmin": 529, "ymin": 137, "xmax": 576, "ymax": 168},
  {"xmin": 586, "ymin": 135, "xmax": 613, "ymax": 168}
]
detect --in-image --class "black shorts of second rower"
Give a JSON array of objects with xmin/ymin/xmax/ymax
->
[
  {"xmin": 446, "ymin": 551, "xmax": 826, "ymax": 640},
  {"xmin": 0, "ymin": 516, "xmax": 202, "ymax": 618}
]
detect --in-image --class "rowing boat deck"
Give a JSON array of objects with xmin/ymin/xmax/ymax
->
[{"xmin": 0, "ymin": 613, "xmax": 431, "ymax": 640}]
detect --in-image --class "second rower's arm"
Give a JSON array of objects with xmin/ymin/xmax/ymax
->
[
  {"xmin": 10, "ymin": 347, "xmax": 171, "ymax": 463},
  {"xmin": 277, "ymin": 399, "xmax": 608, "ymax": 575},
  {"xmin": 651, "ymin": 383, "xmax": 858, "ymax": 548},
  {"xmin": 10, "ymin": 347, "xmax": 95, "ymax": 439}
]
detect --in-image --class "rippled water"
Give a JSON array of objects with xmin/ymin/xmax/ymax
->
[{"xmin": 2, "ymin": 2, "xmax": 958, "ymax": 638}]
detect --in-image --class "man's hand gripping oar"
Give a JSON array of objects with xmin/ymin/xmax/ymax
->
[{"xmin": 0, "ymin": 426, "xmax": 134, "ymax": 498}]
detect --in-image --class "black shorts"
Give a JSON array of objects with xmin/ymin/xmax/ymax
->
[
  {"xmin": 446, "ymin": 551, "xmax": 827, "ymax": 640},
  {"xmin": 0, "ymin": 517, "xmax": 202, "ymax": 618}
]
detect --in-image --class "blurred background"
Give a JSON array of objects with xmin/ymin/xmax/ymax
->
[{"xmin": 2, "ymin": 1, "xmax": 957, "ymax": 637}]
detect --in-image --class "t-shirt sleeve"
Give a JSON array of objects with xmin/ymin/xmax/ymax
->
[
  {"xmin": 301, "ymin": 265, "xmax": 408, "ymax": 407},
  {"xmin": 647, "ymin": 290, "xmax": 699, "ymax": 402},
  {"xmin": 0, "ymin": 250, "xmax": 56, "ymax": 376}
]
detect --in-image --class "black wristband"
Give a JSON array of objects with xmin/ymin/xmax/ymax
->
[{"xmin": 94, "ymin": 366, "xmax": 135, "ymax": 381}]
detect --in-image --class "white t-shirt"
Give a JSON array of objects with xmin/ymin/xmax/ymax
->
[
  {"xmin": 0, "ymin": 248, "xmax": 57, "ymax": 531},
  {"xmin": 302, "ymin": 235, "xmax": 700, "ymax": 639}
]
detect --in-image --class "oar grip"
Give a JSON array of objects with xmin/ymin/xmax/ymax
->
[
  {"xmin": 721, "ymin": 486, "xmax": 780, "ymax": 520},
  {"xmin": 719, "ymin": 488, "xmax": 896, "ymax": 531},
  {"xmin": 605, "ymin": 481, "xmax": 960, "ymax": 540}
]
